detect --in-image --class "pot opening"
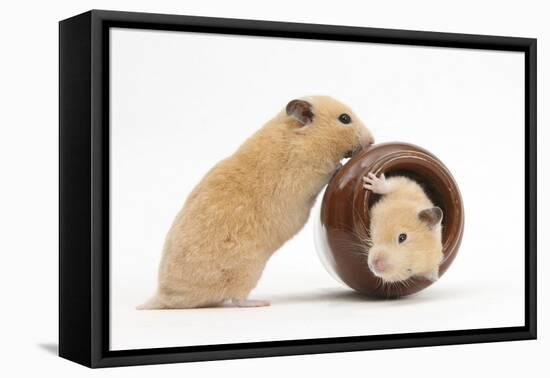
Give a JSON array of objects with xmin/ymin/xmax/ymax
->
[{"xmin": 365, "ymin": 166, "xmax": 454, "ymax": 246}]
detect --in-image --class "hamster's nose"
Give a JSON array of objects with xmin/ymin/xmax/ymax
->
[
  {"xmin": 360, "ymin": 132, "xmax": 375, "ymax": 147},
  {"xmin": 372, "ymin": 257, "xmax": 386, "ymax": 273}
]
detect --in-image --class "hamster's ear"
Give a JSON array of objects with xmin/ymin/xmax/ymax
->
[
  {"xmin": 286, "ymin": 99, "xmax": 314, "ymax": 126},
  {"xmin": 418, "ymin": 206, "xmax": 443, "ymax": 229}
]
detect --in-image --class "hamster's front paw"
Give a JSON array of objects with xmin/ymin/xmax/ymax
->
[
  {"xmin": 363, "ymin": 172, "xmax": 390, "ymax": 194},
  {"xmin": 423, "ymin": 268, "xmax": 440, "ymax": 282}
]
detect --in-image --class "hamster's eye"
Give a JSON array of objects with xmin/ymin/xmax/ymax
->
[
  {"xmin": 398, "ymin": 233, "xmax": 407, "ymax": 244},
  {"xmin": 338, "ymin": 113, "xmax": 352, "ymax": 124}
]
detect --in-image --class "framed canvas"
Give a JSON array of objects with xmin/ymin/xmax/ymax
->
[{"xmin": 59, "ymin": 9, "xmax": 537, "ymax": 368}]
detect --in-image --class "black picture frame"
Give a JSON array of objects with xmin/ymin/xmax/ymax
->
[{"xmin": 59, "ymin": 9, "xmax": 537, "ymax": 368}]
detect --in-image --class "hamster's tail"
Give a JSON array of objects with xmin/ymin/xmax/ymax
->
[{"xmin": 136, "ymin": 295, "xmax": 166, "ymax": 310}]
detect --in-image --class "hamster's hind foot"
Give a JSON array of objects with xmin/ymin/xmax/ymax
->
[
  {"xmin": 136, "ymin": 295, "xmax": 166, "ymax": 310},
  {"xmin": 231, "ymin": 298, "xmax": 271, "ymax": 307}
]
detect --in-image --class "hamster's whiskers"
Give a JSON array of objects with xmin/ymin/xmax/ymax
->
[
  {"xmin": 378, "ymin": 276, "xmax": 414, "ymax": 298},
  {"xmin": 348, "ymin": 208, "xmax": 417, "ymax": 298},
  {"xmin": 350, "ymin": 208, "xmax": 373, "ymax": 251},
  {"xmin": 400, "ymin": 279, "xmax": 412, "ymax": 289}
]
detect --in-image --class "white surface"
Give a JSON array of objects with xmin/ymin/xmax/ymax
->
[
  {"xmin": 110, "ymin": 28, "xmax": 525, "ymax": 350},
  {"xmin": 0, "ymin": 0, "xmax": 548, "ymax": 377}
]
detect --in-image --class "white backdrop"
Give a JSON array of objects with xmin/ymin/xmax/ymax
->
[
  {"xmin": 110, "ymin": 28, "xmax": 525, "ymax": 350},
  {"xmin": 0, "ymin": 1, "xmax": 547, "ymax": 377}
]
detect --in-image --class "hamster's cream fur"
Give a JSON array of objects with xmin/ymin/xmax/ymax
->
[
  {"xmin": 139, "ymin": 96, "xmax": 374, "ymax": 309},
  {"xmin": 363, "ymin": 173, "xmax": 444, "ymax": 283}
]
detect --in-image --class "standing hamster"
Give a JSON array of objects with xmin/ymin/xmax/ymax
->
[
  {"xmin": 362, "ymin": 172, "xmax": 443, "ymax": 283},
  {"xmin": 139, "ymin": 96, "xmax": 374, "ymax": 309}
]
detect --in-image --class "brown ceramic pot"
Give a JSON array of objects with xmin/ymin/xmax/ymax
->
[{"xmin": 316, "ymin": 142, "xmax": 464, "ymax": 298}]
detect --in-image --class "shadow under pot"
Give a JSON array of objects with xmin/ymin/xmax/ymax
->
[{"xmin": 315, "ymin": 142, "xmax": 464, "ymax": 298}]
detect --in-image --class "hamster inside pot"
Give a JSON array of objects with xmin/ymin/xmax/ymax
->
[{"xmin": 315, "ymin": 142, "xmax": 464, "ymax": 298}]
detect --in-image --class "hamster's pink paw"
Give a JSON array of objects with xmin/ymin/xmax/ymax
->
[
  {"xmin": 423, "ymin": 269, "xmax": 440, "ymax": 282},
  {"xmin": 231, "ymin": 298, "xmax": 271, "ymax": 307},
  {"xmin": 363, "ymin": 172, "xmax": 389, "ymax": 194}
]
